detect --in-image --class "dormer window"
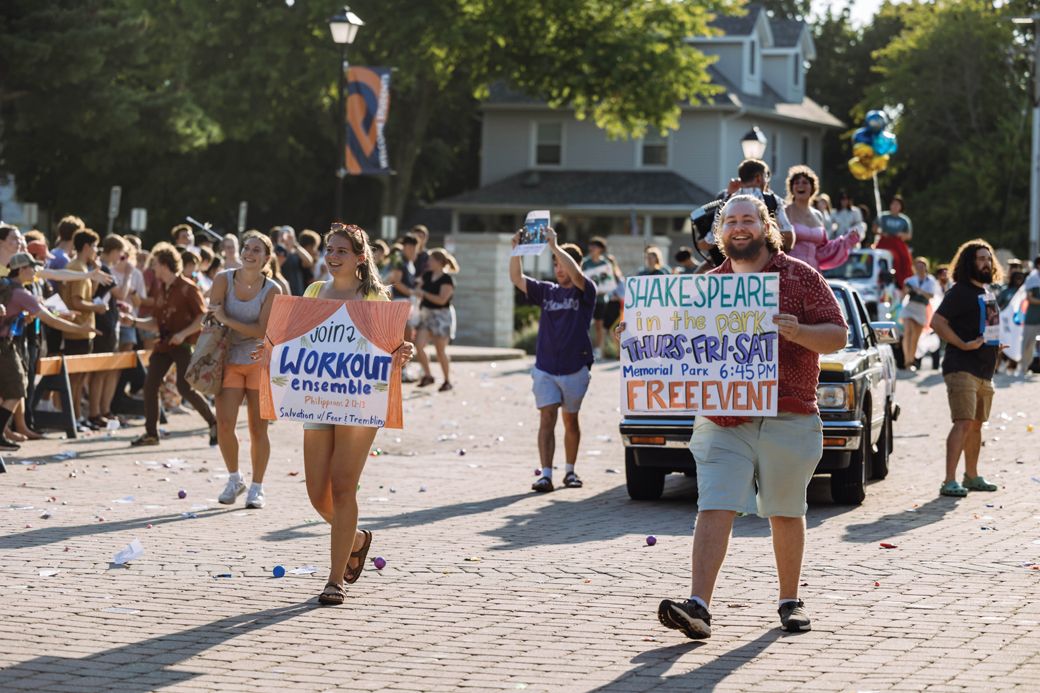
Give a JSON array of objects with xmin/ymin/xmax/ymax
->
[{"xmin": 750, "ymin": 40, "xmax": 757, "ymax": 76}]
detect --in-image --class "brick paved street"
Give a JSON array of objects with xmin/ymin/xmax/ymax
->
[{"xmin": 1, "ymin": 360, "xmax": 1039, "ymax": 692}]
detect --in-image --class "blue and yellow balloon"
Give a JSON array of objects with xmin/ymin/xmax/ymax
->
[{"xmin": 848, "ymin": 110, "xmax": 897, "ymax": 180}]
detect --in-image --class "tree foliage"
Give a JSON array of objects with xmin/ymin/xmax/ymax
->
[
  {"xmin": 0, "ymin": 0, "xmax": 738, "ymax": 237},
  {"xmin": 866, "ymin": 0, "xmax": 1032, "ymax": 257}
]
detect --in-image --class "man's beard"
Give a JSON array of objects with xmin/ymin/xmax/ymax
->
[
  {"xmin": 723, "ymin": 235, "xmax": 765, "ymax": 261},
  {"xmin": 971, "ymin": 266, "xmax": 993, "ymax": 283}
]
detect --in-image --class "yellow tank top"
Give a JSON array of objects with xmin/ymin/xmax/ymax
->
[{"xmin": 304, "ymin": 281, "xmax": 389, "ymax": 302}]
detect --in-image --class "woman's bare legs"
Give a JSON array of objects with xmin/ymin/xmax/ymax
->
[
  {"xmin": 216, "ymin": 388, "xmax": 246, "ymax": 473},
  {"xmin": 244, "ymin": 390, "xmax": 270, "ymax": 482},
  {"xmin": 304, "ymin": 426, "xmax": 377, "ymax": 587},
  {"xmin": 414, "ymin": 329, "xmax": 432, "ymax": 379},
  {"xmin": 433, "ymin": 335, "xmax": 451, "ymax": 383}
]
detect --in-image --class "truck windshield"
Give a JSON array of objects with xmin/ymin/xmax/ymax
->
[{"xmin": 822, "ymin": 251, "xmax": 873, "ymax": 280}]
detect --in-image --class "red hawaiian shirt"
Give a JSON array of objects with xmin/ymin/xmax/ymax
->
[{"xmin": 707, "ymin": 251, "xmax": 846, "ymax": 427}]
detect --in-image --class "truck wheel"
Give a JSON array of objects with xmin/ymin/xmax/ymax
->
[
  {"xmin": 831, "ymin": 413, "xmax": 870, "ymax": 505},
  {"xmin": 625, "ymin": 449, "xmax": 666, "ymax": 500},
  {"xmin": 871, "ymin": 404, "xmax": 892, "ymax": 480}
]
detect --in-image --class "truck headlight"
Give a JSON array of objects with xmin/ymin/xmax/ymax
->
[{"xmin": 817, "ymin": 383, "xmax": 853, "ymax": 409}]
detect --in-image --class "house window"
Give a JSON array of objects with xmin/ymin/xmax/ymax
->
[
  {"xmin": 750, "ymin": 40, "xmax": 757, "ymax": 76},
  {"xmin": 770, "ymin": 131, "xmax": 778, "ymax": 173},
  {"xmin": 641, "ymin": 132, "xmax": 668, "ymax": 167},
  {"xmin": 535, "ymin": 122, "xmax": 562, "ymax": 166},
  {"xmin": 793, "ymin": 52, "xmax": 800, "ymax": 85},
  {"xmin": 801, "ymin": 135, "xmax": 810, "ymax": 164}
]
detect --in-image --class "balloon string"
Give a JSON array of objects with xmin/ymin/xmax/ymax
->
[{"xmin": 872, "ymin": 172, "xmax": 882, "ymax": 219}]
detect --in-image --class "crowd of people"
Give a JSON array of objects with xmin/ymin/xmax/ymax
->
[{"xmin": 0, "ymin": 217, "xmax": 457, "ymax": 456}]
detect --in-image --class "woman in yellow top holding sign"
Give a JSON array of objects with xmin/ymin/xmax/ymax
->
[{"xmin": 274, "ymin": 223, "xmax": 414, "ymax": 605}]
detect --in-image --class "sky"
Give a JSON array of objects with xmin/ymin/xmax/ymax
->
[{"xmin": 812, "ymin": 0, "xmax": 887, "ymax": 27}]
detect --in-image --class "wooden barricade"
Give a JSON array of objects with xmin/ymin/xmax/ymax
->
[{"xmin": 31, "ymin": 350, "xmax": 152, "ymax": 439}]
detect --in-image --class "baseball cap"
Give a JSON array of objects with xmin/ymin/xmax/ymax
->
[
  {"xmin": 9, "ymin": 252, "xmax": 42, "ymax": 271},
  {"xmin": 26, "ymin": 240, "xmax": 53, "ymax": 262}
]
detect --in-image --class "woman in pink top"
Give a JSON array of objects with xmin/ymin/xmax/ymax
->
[{"xmin": 784, "ymin": 166, "xmax": 860, "ymax": 271}]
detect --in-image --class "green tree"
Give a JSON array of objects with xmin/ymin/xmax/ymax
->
[
  {"xmin": 2, "ymin": 0, "xmax": 742, "ymax": 234},
  {"xmin": 759, "ymin": 0, "xmax": 813, "ymax": 20},
  {"xmin": 866, "ymin": 0, "xmax": 1032, "ymax": 257}
]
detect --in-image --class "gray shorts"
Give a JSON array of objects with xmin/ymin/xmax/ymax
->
[
  {"xmin": 303, "ymin": 422, "xmax": 335, "ymax": 431},
  {"xmin": 418, "ymin": 307, "xmax": 452, "ymax": 339},
  {"xmin": 690, "ymin": 413, "xmax": 823, "ymax": 518},
  {"xmin": 531, "ymin": 366, "xmax": 591, "ymax": 413}
]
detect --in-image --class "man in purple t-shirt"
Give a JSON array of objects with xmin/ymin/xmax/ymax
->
[{"xmin": 510, "ymin": 227, "xmax": 597, "ymax": 492}]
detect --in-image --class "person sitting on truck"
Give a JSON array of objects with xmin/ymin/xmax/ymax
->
[{"xmin": 656, "ymin": 195, "xmax": 847, "ymax": 640}]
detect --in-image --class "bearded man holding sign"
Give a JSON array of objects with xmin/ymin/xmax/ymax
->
[
  {"xmin": 258, "ymin": 223, "xmax": 414, "ymax": 606},
  {"xmin": 654, "ymin": 195, "xmax": 847, "ymax": 639}
]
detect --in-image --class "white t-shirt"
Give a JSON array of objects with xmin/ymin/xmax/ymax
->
[
  {"xmin": 832, "ymin": 207, "xmax": 866, "ymax": 239},
  {"xmin": 114, "ymin": 267, "xmax": 148, "ymax": 315},
  {"xmin": 905, "ymin": 274, "xmax": 938, "ymax": 297}
]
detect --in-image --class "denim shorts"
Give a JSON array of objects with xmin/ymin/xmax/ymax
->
[
  {"xmin": 531, "ymin": 366, "xmax": 591, "ymax": 413},
  {"xmin": 690, "ymin": 413, "xmax": 823, "ymax": 518}
]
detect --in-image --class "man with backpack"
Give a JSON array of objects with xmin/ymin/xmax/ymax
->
[{"xmin": 690, "ymin": 159, "xmax": 794, "ymax": 269}]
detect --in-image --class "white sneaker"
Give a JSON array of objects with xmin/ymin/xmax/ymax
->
[
  {"xmin": 245, "ymin": 485, "xmax": 265, "ymax": 509},
  {"xmin": 218, "ymin": 478, "xmax": 246, "ymax": 505}
]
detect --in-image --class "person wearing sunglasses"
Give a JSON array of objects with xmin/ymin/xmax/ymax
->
[{"xmin": 85, "ymin": 234, "xmax": 132, "ymax": 429}]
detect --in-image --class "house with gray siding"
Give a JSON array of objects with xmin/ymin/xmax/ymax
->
[{"xmin": 437, "ymin": 5, "xmax": 843, "ymax": 249}]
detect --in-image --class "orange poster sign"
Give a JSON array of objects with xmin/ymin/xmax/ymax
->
[{"xmin": 259, "ymin": 295, "xmax": 409, "ymax": 428}]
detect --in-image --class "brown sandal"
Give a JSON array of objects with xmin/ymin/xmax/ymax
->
[
  {"xmin": 318, "ymin": 581, "xmax": 346, "ymax": 605},
  {"xmin": 344, "ymin": 529, "xmax": 373, "ymax": 584}
]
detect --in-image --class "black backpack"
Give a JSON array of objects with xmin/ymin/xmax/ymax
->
[{"xmin": 690, "ymin": 190, "xmax": 780, "ymax": 266}]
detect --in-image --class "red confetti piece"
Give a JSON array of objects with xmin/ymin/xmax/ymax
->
[{"xmin": 880, "ymin": 543, "xmax": 897, "ymax": 549}]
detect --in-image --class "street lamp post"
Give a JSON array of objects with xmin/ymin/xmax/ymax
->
[
  {"xmin": 329, "ymin": 6, "xmax": 364, "ymax": 222},
  {"xmin": 740, "ymin": 126, "xmax": 768, "ymax": 161},
  {"xmin": 1014, "ymin": 15, "xmax": 1040, "ymax": 260}
]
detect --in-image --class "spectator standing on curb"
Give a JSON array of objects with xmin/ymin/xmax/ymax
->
[
  {"xmin": 655, "ymin": 195, "xmax": 847, "ymax": 639},
  {"xmin": 222, "ymin": 234, "xmax": 242, "ymax": 270},
  {"xmin": 1017, "ymin": 256, "xmax": 1040, "ymax": 378},
  {"xmin": 388, "ymin": 235, "xmax": 420, "ymax": 373},
  {"xmin": 85, "ymin": 235, "xmax": 131, "ymax": 428},
  {"xmin": 901, "ymin": 257, "xmax": 939, "ymax": 372},
  {"xmin": 0, "ymin": 253, "xmax": 97, "ymax": 450},
  {"xmin": 124, "ymin": 243, "xmax": 217, "ymax": 448},
  {"xmin": 929, "ymin": 239, "xmax": 1005, "ymax": 497},
  {"xmin": 582, "ymin": 237, "xmax": 622, "ymax": 359},
  {"xmin": 639, "ymin": 246, "xmax": 671, "ymax": 276},
  {"xmin": 59, "ymin": 229, "xmax": 104, "ymax": 429},
  {"xmin": 414, "ymin": 248, "xmax": 459, "ymax": 392},
  {"xmin": 831, "ymin": 192, "xmax": 866, "ymax": 240},
  {"xmin": 298, "ymin": 229, "xmax": 324, "ymax": 286},
  {"xmin": 411, "ymin": 225, "xmax": 431, "ymax": 278},
  {"xmin": 510, "ymin": 227, "xmax": 596, "ymax": 492},
  {"xmin": 275, "ymin": 226, "xmax": 313, "ymax": 296},
  {"xmin": 873, "ymin": 196, "xmax": 914, "ymax": 288},
  {"xmin": 209, "ymin": 232, "xmax": 281, "ymax": 509},
  {"xmin": 673, "ymin": 248, "xmax": 698, "ymax": 274}
]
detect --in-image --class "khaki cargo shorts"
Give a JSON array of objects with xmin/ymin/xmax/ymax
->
[
  {"xmin": 690, "ymin": 413, "xmax": 823, "ymax": 518},
  {"xmin": 943, "ymin": 371, "xmax": 994, "ymax": 423}
]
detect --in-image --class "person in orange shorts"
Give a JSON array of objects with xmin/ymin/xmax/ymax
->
[{"xmin": 208, "ymin": 232, "xmax": 282, "ymax": 509}]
